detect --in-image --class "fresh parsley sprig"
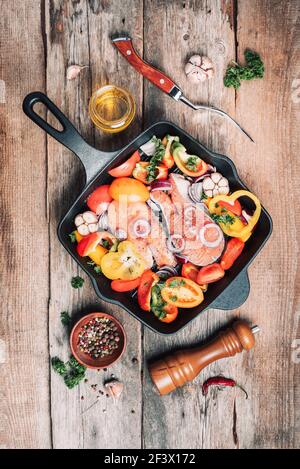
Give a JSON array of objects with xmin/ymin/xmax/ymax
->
[
  {"xmin": 51, "ymin": 355, "xmax": 86, "ymax": 389},
  {"xmin": 71, "ymin": 276, "xmax": 84, "ymax": 289},
  {"xmin": 60, "ymin": 311, "xmax": 71, "ymax": 327},
  {"xmin": 146, "ymin": 137, "xmax": 166, "ymax": 182},
  {"xmin": 224, "ymin": 49, "xmax": 264, "ymax": 89},
  {"xmin": 211, "ymin": 213, "xmax": 236, "ymax": 225}
]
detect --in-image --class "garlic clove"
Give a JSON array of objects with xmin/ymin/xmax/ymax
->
[
  {"xmin": 82, "ymin": 211, "xmax": 98, "ymax": 224},
  {"xmin": 205, "ymin": 189, "xmax": 213, "ymax": 197},
  {"xmin": 218, "ymin": 177, "xmax": 229, "ymax": 187},
  {"xmin": 212, "ymin": 188, "xmax": 219, "ymax": 196},
  {"xmin": 104, "ymin": 380, "xmax": 124, "ymax": 402},
  {"xmin": 218, "ymin": 186, "xmax": 230, "ymax": 195},
  {"xmin": 75, "ymin": 214, "xmax": 84, "ymax": 227},
  {"xmin": 211, "ymin": 172, "xmax": 222, "ymax": 184},
  {"xmin": 202, "ymin": 177, "xmax": 215, "ymax": 190},
  {"xmin": 88, "ymin": 223, "xmax": 99, "ymax": 233},
  {"xmin": 66, "ymin": 65, "xmax": 88, "ymax": 80},
  {"xmin": 77, "ymin": 224, "xmax": 90, "ymax": 236}
]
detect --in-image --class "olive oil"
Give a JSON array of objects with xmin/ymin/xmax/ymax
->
[{"xmin": 89, "ymin": 85, "xmax": 135, "ymax": 133}]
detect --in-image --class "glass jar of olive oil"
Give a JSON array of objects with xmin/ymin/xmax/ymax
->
[{"xmin": 89, "ymin": 85, "xmax": 136, "ymax": 133}]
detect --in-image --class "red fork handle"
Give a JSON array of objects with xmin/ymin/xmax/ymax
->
[{"xmin": 112, "ymin": 36, "xmax": 175, "ymax": 94}]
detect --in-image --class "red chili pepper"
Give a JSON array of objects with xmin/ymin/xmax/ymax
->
[{"xmin": 202, "ymin": 376, "xmax": 248, "ymax": 399}]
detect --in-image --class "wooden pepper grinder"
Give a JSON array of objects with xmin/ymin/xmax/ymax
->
[{"xmin": 149, "ymin": 321, "xmax": 259, "ymax": 395}]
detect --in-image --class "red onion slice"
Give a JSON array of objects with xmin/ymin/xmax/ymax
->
[
  {"xmin": 132, "ymin": 218, "xmax": 151, "ymax": 238},
  {"xmin": 194, "ymin": 165, "xmax": 216, "ymax": 183},
  {"xmin": 174, "ymin": 254, "xmax": 189, "ymax": 264},
  {"xmin": 167, "ymin": 234, "xmax": 186, "ymax": 253},
  {"xmin": 140, "ymin": 138, "xmax": 156, "ymax": 156},
  {"xmin": 98, "ymin": 211, "xmax": 109, "ymax": 231},
  {"xmin": 198, "ymin": 223, "xmax": 223, "ymax": 248},
  {"xmin": 241, "ymin": 209, "xmax": 252, "ymax": 223},
  {"xmin": 150, "ymin": 180, "xmax": 172, "ymax": 192}
]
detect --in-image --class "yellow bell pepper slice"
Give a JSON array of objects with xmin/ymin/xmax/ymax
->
[
  {"xmin": 74, "ymin": 230, "xmax": 107, "ymax": 265},
  {"xmin": 208, "ymin": 190, "xmax": 261, "ymax": 239},
  {"xmin": 101, "ymin": 240, "xmax": 146, "ymax": 280},
  {"xmin": 89, "ymin": 245, "xmax": 108, "ymax": 265}
]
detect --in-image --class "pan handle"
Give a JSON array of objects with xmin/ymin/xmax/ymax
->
[
  {"xmin": 22, "ymin": 91, "xmax": 118, "ymax": 183},
  {"xmin": 209, "ymin": 270, "xmax": 250, "ymax": 311}
]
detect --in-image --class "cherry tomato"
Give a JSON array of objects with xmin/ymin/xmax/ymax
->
[
  {"xmin": 218, "ymin": 199, "xmax": 242, "ymax": 216},
  {"xmin": 87, "ymin": 184, "xmax": 112, "ymax": 215},
  {"xmin": 159, "ymin": 303, "xmax": 178, "ymax": 323},
  {"xmin": 108, "ymin": 150, "xmax": 141, "ymax": 178},
  {"xmin": 181, "ymin": 263, "xmax": 199, "ymax": 282},
  {"xmin": 197, "ymin": 263, "xmax": 225, "ymax": 285},
  {"xmin": 111, "ymin": 277, "xmax": 141, "ymax": 292},
  {"xmin": 220, "ymin": 238, "xmax": 245, "ymax": 270},
  {"xmin": 138, "ymin": 270, "xmax": 159, "ymax": 311},
  {"xmin": 109, "ymin": 177, "xmax": 149, "ymax": 203},
  {"xmin": 161, "ymin": 277, "xmax": 204, "ymax": 309}
]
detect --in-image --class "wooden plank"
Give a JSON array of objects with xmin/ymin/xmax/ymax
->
[
  {"xmin": 143, "ymin": 0, "xmax": 300, "ymax": 450},
  {"xmin": 233, "ymin": 0, "xmax": 300, "ymax": 449},
  {"xmin": 0, "ymin": 1, "xmax": 51, "ymax": 448},
  {"xmin": 142, "ymin": 0, "xmax": 240, "ymax": 449},
  {"xmin": 45, "ymin": 0, "xmax": 144, "ymax": 449}
]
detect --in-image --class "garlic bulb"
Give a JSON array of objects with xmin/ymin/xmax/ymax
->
[
  {"xmin": 185, "ymin": 55, "xmax": 214, "ymax": 83},
  {"xmin": 75, "ymin": 211, "xmax": 99, "ymax": 235},
  {"xmin": 202, "ymin": 172, "xmax": 229, "ymax": 197}
]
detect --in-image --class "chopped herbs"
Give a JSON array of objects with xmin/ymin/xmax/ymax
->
[
  {"xmin": 169, "ymin": 295, "xmax": 178, "ymax": 302},
  {"xmin": 60, "ymin": 311, "xmax": 71, "ymax": 327},
  {"xmin": 151, "ymin": 284, "xmax": 168, "ymax": 318},
  {"xmin": 152, "ymin": 308, "xmax": 167, "ymax": 320},
  {"xmin": 51, "ymin": 355, "xmax": 86, "ymax": 389},
  {"xmin": 51, "ymin": 357, "xmax": 67, "ymax": 376},
  {"xmin": 87, "ymin": 261, "xmax": 102, "ymax": 274},
  {"xmin": 201, "ymin": 193, "xmax": 208, "ymax": 200},
  {"xmin": 185, "ymin": 156, "xmax": 200, "ymax": 172},
  {"xmin": 71, "ymin": 276, "xmax": 84, "ymax": 289},
  {"xmin": 146, "ymin": 137, "xmax": 166, "ymax": 182},
  {"xmin": 168, "ymin": 279, "xmax": 186, "ymax": 288},
  {"xmin": 224, "ymin": 49, "xmax": 264, "ymax": 89},
  {"xmin": 211, "ymin": 213, "xmax": 236, "ymax": 225},
  {"xmin": 102, "ymin": 239, "xmax": 110, "ymax": 249},
  {"xmin": 69, "ymin": 231, "xmax": 77, "ymax": 243}
]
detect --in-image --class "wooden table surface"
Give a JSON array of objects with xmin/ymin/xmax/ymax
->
[{"xmin": 1, "ymin": 0, "xmax": 300, "ymax": 449}]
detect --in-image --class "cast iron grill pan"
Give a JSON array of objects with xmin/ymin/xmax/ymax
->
[{"xmin": 23, "ymin": 92, "xmax": 272, "ymax": 334}]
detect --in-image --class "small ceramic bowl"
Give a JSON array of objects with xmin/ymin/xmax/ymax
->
[{"xmin": 70, "ymin": 312, "xmax": 126, "ymax": 369}]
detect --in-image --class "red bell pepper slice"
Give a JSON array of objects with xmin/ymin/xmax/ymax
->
[
  {"xmin": 137, "ymin": 270, "xmax": 159, "ymax": 311},
  {"xmin": 77, "ymin": 232, "xmax": 101, "ymax": 257},
  {"xmin": 218, "ymin": 199, "xmax": 242, "ymax": 216},
  {"xmin": 111, "ymin": 277, "xmax": 141, "ymax": 292}
]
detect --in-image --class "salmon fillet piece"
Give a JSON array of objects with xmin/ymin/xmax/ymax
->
[
  {"xmin": 148, "ymin": 213, "xmax": 177, "ymax": 268},
  {"xmin": 151, "ymin": 189, "xmax": 224, "ymax": 266},
  {"xmin": 169, "ymin": 173, "xmax": 192, "ymax": 206},
  {"xmin": 107, "ymin": 200, "xmax": 150, "ymax": 237}
]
